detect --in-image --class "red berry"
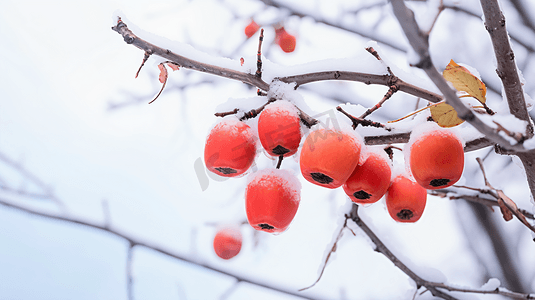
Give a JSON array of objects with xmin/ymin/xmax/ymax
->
[
  {"xmin": 245, "ymin": 20, "xmax": 260, "ymax": 38},
  {"xmin": 408, "ymin": 128, "xmax": 464, "ymax": 189},
  {"xmin": 258, "ymin": 101, "xmax": 302, "ymax": 157},
  {"xmin": 213, "ymin": 227, "xmax": 242, "ymax": 260},
  {"xmin": 204, "ymin": 118, "xmax": 257, "ymax": 177},
  {"xmin": 245, "ymin": 169, "xmax": 301, "ymax": 234},
  {"xmin": 386, "ymin": 174, "xmax": 427, "ymax": 223},
  {"xmin": 275, "ymin": 27, "xmax": 296, "ymax": 53},
  {"xmin": 343, "ymin": 149, "xmax": 392, "ymax": 204},
  {"xmin": 300, "ymin": 129, "xmax": 362, "ymax": 189}
]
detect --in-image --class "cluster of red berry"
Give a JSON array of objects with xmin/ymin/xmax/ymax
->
[
  {"xmin": 245, "ymin": 20, "xmax": 296, "ymax": 53},
  {"xmin": 207, "ymin": 100, "xmax": 465, "ymax": 259}
]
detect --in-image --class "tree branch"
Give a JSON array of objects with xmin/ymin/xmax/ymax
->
[
  {"xmin": 480, "ymin": 0, "xmax": 532, "ymax": 136},
  {"xmin": 0, "ymin": 197, "xmax": 325, "ymax": 300},
  {"xmin": 348, "ymin": 205, "xmax": 458, "ymax": 300},
  {"xmin": 112, "ymin": 18, "xmax": 445, "ymax": 106},
  {"xmin": 257, "ymin": 0, "xmax": 407, "ymax": 52},
  {"xmin": 278, "ymin": 72, "xmax": 443, "ymax": 103},
  {"xmin": 111, "ymin": 18, "xmax": 270, "ymax": 91},
  {"xmin": 390, "ymin": 0, "xmax": 529, "ymax": 153},
  {"xmin": 349, "ymin": 204, "xmax": 534, "ymax": 299}
]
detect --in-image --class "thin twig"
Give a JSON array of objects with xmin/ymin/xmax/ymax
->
[
  {"xmin": 0, "ymin": 151, "xmax": 65, "ymax": 210},
  {"xmin": 127, "ymin": 242, "xmax": 135, "ymax": 300},
  {"xmin": 359, "ymin": 85, "xmax": 399, "ymax": 121},
  {"xmin": 135, "ymin": 51, "xmax": 152, "ymax": 78},
  {"xmin": 256, "ymin": 29, "xmax": 264, "ymax": 78},
  {"xmin": 336, "ymin": 106, "xmax": 390, "ymax": 130},
  {"xmin": 299, "ymin": 215, "xmax": 351, "ymax": 291},
  {"xmin": 348, "ymin": 205, "xmax": 458, "ymax": 300},
  {"xmin": 215, "ymin": 108, "xmax": 239, "ymax": 117},
  {"xmin": 366, "ymin": 46, "xmax": 393, "ymax": 76}
]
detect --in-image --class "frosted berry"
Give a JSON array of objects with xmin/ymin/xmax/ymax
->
[
  {"xmin": 258, "ymin": 101, "xmax": 302, "ymax": 157},
  {"xmin": 409, "ymin": 128, "xmax": 464, "ymax": 189},
  {"xmin": 300, "ymin": 129, "xmax": 362, "ymax": 189},
  {"xmin": 245, "ymin": 169, "xmax": 301, "ymax": 234},
  {"xmin": 204, "ymin": 118, "xmax": 256, "ymax": 177},
  {"xmin": 386, "ymin": 174, "xmax": 427, "ymax": 223},
  {"xmin": 275, "ymin": 27, "xmax": 296, "ymax": 53},
  {"xmin": 213, "ymin": 228, "xmax": 242, "ymax": 260},
  {"xmin": 245, "ymin": 20, "xmax": 260, "ymax": 38},
  {"xmin": 343, "ymin": 149, "xmax": 391, "ymax": 204}
]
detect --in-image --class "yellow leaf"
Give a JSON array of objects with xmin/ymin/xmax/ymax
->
[
  {"xmin": 430, "ymin": 102, "xmax": 464, "ymax": 127},
  {"xmin": 443, "ymin": 59, "xmax": 486, "ymax": 104}
]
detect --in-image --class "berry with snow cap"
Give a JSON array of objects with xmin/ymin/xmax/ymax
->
[
  {"xmin": 408, "ymin": 127, "xmax": 464, "ymax": 189},
  {"xmin": 258, "ymin": 101, "xmax": 302, "ymax": 157},
  {"xmin": 204, "ymin": 118, "xmax": 257, "ymax": 177},
  {"xmin": 386, "ymin": 174, "xmax": 427, "ymax": 223},
  {"xmin": 300, "ymin": 129, "xmax": 362, "ymax": 189},
  {"xmin": 245, "ymin": 169, "xmax": 301, "ymax": 234},
  {"xmin": 343, "ymin": 148, "xmax": 392, "ymax": 204}
]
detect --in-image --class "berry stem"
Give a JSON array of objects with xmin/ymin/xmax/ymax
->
[{"xmin": 276, "ymin": 155, "xmax": 284, "ymax": 169}]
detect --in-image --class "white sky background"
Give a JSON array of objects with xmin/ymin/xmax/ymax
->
[{"xmin": 0, "ymin": 0, "xmax": 534, "ymax": 299}]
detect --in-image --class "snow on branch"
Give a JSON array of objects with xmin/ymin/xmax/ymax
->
[{"xmin": 349, "ymin": 204, "xmax": 535, "ymax": 300}]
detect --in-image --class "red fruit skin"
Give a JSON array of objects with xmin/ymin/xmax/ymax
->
[
  {"xmin": 409, "ymin": 130, "xmax": 464, "ymax": 189},
  {"xmin": 386, "ymin": 175, "xmax": 427, "ymax": 223},
  {"xmin": 258, "ymin": 104, "xmax": 302, "ymax": 157},
  {"xmin": 213, "ymin": 228, "xmax": 242, "ymax": 260},
  {"xmin": 204, "ymin": 120, "xmax": 256, "ymax": 177},
  {"xmin": 300, "ymin": 129, "xmax": 361, "ymax": 189},
  {"xmin": 275, "ymin": 27, "xmax": 296, "ymax": 53},
  {"xmin": 245, "ymin": 20, "xmax": 260, "ymax": 38},
  {"xmin": 343, "ymin": 152, "xmax": 391, "ymax": 204},
  {"xmin": 246, "ymin": 172, "xmax": 300, "ymax": 234}
]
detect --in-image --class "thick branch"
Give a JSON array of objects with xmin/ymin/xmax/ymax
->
[
  {"xmin": 390, "ymin": 0, "xmax": 529, "ymax": 153},
  {"xmin": 480, "ymin": 0, "xmax": 532, "ymax": 136}
]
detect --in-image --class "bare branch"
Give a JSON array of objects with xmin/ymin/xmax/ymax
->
[
  {"xmin": 363, "ymin": 133, "xmax": 493, "ymax": 152},
  {"xmin": 300, "ymin": 215, "xmax": 351, "ymax": 291},
  {"xmin": 0, "ymin": 151, "xmax": 65, "ymax": 209},
  {"xmin": 257, "ymin": 0, "xmax": 407, "ymax": 52},
  {"xmin": 0, "ymin": 197, "xmax": 324, "ymax": 300},
  {"xmin": 390, "ymin": 0, "xmax": 530, "ymax": 153},
  {"xmin": 126, "ymin": 242, "xmax": 135, "ymax": 300},
  {"xmin": 348, "ymin": 205, "xmax": 458, "ymax": 300},
  {"xmin": 112, "ymin": 18, "xmax": 271, "ymax": 91},
  {"xmin": 336, "ymin": 106, "xmax": 390, "ymax": 130},
  {"xmin": 349, "ymin": 204, "xmax": 534, "ymax": 299},
  {"xmin": 256, "ymin": 29, "xmax": 264, "ymax": 78},
  {"xmin": 278, "ymin": 72, "xmax": 443, "ymax": 103},
  {"xmin": 480, "ymin": 0, "xmax": 533, "ymax": 136}
]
